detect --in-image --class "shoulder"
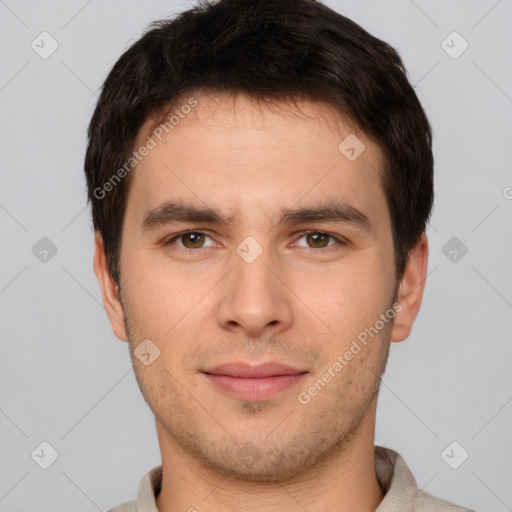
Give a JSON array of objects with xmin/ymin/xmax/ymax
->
[
  {"xmin": 106, "ymin": 500, "xmax": 138, "ymax": 512},
  {"xmin": 106, "ymin": 465, "xmax": 162, "ymax": 512},
  {"xmin": 374, "ymin": 446, "xmax": 475, "ymax": 512},
  {"xmin": 414, "ymin": 489, "xmax": 475, "ymax": 511}
]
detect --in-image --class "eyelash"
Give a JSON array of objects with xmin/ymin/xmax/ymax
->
[{"xmin": 163, "ymin": 230, "xmax": 346, "ymax": 253}]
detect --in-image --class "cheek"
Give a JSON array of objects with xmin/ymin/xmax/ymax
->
[
  {"xmin": 124, "ymin": 249, "xmax": 195, "ymax": 305},
  {"xmin": 122, "ymin": 232, "xmax": 394, "ymax": 340},
  {"xmin": 292, "ymin": 260, "xmax": 392, "ymax": 337}
]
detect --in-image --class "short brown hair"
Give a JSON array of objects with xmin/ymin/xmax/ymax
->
[{"xmin": 85, "ymin": 0, "xmax": 433, "ymax": 285}]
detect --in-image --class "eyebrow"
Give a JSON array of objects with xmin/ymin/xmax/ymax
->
[{"xmin": 141, "ymin": 200, "xmax": 372, "ymax": 233}]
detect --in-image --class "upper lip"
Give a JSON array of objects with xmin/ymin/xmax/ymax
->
[{"xmin": 202, "ymin": 362, "xmax": 308, "ymax": 378}]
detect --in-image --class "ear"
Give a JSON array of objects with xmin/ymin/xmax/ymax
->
[
  {"xmin": 93, "ymin": 232, "xmax": 129, "ymax": 342},
  {"xmin": 390, "ymin": 233, "xmax": 429, "ymax": 343}
]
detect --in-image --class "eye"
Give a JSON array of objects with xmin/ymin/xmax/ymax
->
[
  {"xmin": 293, "ymin": 231, "xmax": 344, "ymax": 251},
  {"xmin": 164, "ymin": 230, "xmax": 216, "ymax": 250},
  {"xmin": 163, "ymin": 229, "xmax": 345, "ymax": 253}
]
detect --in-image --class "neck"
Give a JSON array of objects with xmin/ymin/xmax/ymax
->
[{"xmin": 155, "ymin": 400, "xmax": 384, "ymax": 512}]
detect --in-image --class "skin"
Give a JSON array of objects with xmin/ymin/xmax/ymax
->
[{"xmin": 94, "ymin": 92, "xmax": 428, "ymax": 512}]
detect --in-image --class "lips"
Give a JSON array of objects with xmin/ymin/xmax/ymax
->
[
  {"xmin": 202, "ymin": 362, "xmax": 308, "ymax": 401},
  {"xmin": 204, "ymin": 362, "xmax": 307, "ymax": 378}
]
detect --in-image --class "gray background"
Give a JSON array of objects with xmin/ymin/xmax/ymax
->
[{"xmin": 1, "ymin": 0, "xmax": 511, "ymax": 510}]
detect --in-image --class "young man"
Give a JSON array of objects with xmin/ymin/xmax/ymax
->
[{"xmin": 86, "ymin": 0, "xmax": 474, "ymax": 510}]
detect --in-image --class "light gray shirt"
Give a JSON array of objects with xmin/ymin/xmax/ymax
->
[{"xmin": 108, "ymin": 446, "xmax": 474, "ymax": 511}]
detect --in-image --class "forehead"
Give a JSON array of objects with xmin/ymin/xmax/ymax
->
[{"xmin": 125, "ymin": 93, "xmax": 387, "ymax": 228}]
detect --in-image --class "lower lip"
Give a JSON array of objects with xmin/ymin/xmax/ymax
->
[{"xmin": 204, "ymin": 373, "xmax": 307, "ymax": 401}]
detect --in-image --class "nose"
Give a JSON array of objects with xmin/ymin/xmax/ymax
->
[{"xmin": 216, "ymin": 243, "xmax": 294, "ymax": 339}]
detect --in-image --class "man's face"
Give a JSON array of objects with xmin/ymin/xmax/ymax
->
[{"xmin": 100, "ymin": 93, "xmax": 408, "ymax": 481}]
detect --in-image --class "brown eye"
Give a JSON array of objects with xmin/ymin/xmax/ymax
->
[
  {"xmin": 180, "ymin": 232, "xmax": 205, "ymax": 248},
  {"xmin": 305, "ymin": 232, "xmax": 330, "ymax": 248},
  {"xmin": 295, "ymin": 231, "xmax": 341, "ymax": 250},
  {"xmin": 166, "ymin": 231, "xmax": 214, "ymax": 250}
]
